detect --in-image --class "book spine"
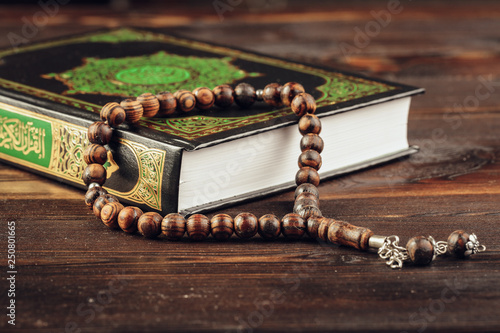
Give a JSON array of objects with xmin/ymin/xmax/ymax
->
[{"xmin": 0, "ymin": 97, "xmax": 182, "ymax": 215}]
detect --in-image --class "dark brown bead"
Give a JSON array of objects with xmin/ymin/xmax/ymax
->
[
  {"xmin": 213, "ymin": 84, "xmax": 234, "ymax": 108},
  {"xmin": 100, "ymin": 202, "xmax": 124, "ymax": 229},
  {"xmin": 307, "ymin": 216, "xmax": 323, "ymax": 239},
  {"xmin": 296, "ymin": 205, "xmax": 322, "ymax": 220},
  {"xmin": 298, "ymin": 149, "xmax": 322, "ymax": 170},
  {"xmin": 117, "ymin": 206, "xmax": 143, "ymax": 233},
  {"xmin": 210, "ymin": 213, "xmax": 234, "ymax": 241},
  {"xmin": 295, "ymin": 167, "xmax": 320, "ymax": 186},
  {"xmin": 327, "ymin": 218, "xmax": 373, "ymax": 250},
  {"xmin": 137, "ymin": 212, "xmax": 163, "ymax": 238},
  {"xmin": 406, "ymin": 236, "xmax": 435, "ymax": 265},
  {"xmin": 84, "ymin": 186, "xmax": 107, "ymax": 209},
  {"xmin": 291, "ymin": 93, "xmax": 316, "ymax": 117},
  {"xmin": 293, "ymin": 198, "xmax": 318, "ymax": 213},
  {"xmin": 234, "ymin": 83, "xmax": 256, "ymax": 108},
  {"xmin": 234, "ymin": 212, "xmax": 258, "ymax": 239},
  {"xmin": 83, "ymin": 144, "xmax": 107, "ymax": 165},
  {"xmin": 174, "ymin": 90, "xmax": 196, "ymax": 113},
  {"xmin": 88, "ymin": 121, "xmax": 112, "ymax": 145},
  {"xmin": 280, "ymin": 82, "xmax": 305, "ymax": 106},
  {"xmin": 300, "ymin": 134, "xmax": 324, "ymax": 153},
  {"xmin": 318, "ymin": 217, "xmax": 335, "ymax": 242},
  {"xmin": 258, "ymin": 214, "xmax": 281, "ymax": 240},
  {"xmin": 156, "ymin": 91, "xmax": 177, "ymax": 116},
  {"xmin": 93, "ymin": 194, "xmax": 119, "ymax": 218},
  {"xmin": 298, "ymin": 114, "xmax": 322, "ymax": 135},
  {"xmin": 294, "ymin": 183, "xmax": 320, "ymax": 199},
  {"xmin": 262, "ymin": 83, "xmax": 282, "ymax": 107},
  {"xmin": 281, "ymin": 213, "xmax": 306, "ymax": 240},
  {"xmin": 137, "ymin": 93, "xmax": 160, "ymax": 118},
  {"xmin": 186, "ymin": 214, "xmax": 210, "ymax": 241},
  {"xmin": 193, "ymin": 87, "xmax": 215, "ymax": 110},
  {"xmin": 100, "ymin": 102, "xmax": 126, "ymax": 127},
  {"xmin": 447, "ymin": 230, "xmax": 470, "ymax": 258},
  {"xmin": 120, "ymin": 99, "xmax": 144, "ymax": 123},
  {"xmin": 161, "ymin": 213, "xmax": 186, "ymax": 240},
  {"xmin": 82, "ymin": 163, "xmax": 107, "ymax": 186}
]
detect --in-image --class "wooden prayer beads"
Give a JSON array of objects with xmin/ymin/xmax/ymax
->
[
  {"xmin": 120, "ymin": 99, "xmax": 143, "ymax": 123},
  {"xmin": 210, "ymin": 213, "xmax": 234, "ymax": 240},
  {"xmin": 193, "ymin": 87, "xmax": 215, "ymax": 110},
  {"xmin": 83, "ymin": 144, "xmax": 107, "ymax": 165},
  {"xmin": 234, "ymin": 212, "xmax": 258, "ymax": 239},
  {"xmin": 100, "ymin": 102, "xmax": 126, "ymax": 127},
  {"xmin": 80, "ymin": 81, "xmax": 485, "ymax": 270},
  {"xmin": 137, "ymin": 93, "xmax": 160, "ymax": 118},
  {"xmin": 186, "ymin": 214, "xmax": 210, "ymax": 241},
  {"xmin": 156, "ymin": 91, "xmax": 177, "ymax": 116},
  {"xmin": 137, "ymin": 212, "xmax": 163, "ymax": 238},
  {"xmin": 162, "ymin": 213, "xmax": 186, "ymax": 240},
  {"xmin": 88, "ymin": 121, "xmax": 112, "ymax": 145},
  {"xmin": 258, "ymin": 214, "xmax": 281, "ymax": 240}
]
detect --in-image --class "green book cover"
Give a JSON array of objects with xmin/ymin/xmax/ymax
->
[{"xmin": 0, "ymin": 27, "xmax": 422, "ymax": 214}]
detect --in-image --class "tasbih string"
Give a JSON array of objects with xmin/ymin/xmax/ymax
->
[{"xmin": 80, "ymin": 82, "xmax": 486, "ymax": 269}]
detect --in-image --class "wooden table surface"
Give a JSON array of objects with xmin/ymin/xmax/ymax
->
[{"xmin": 1, "ymin": 1, "xmax": 500, "ymax": 332}]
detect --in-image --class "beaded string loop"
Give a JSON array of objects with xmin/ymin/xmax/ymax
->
[{"xmin": 82, "ymin": 82, "xmax": 485, "ymax": 269}]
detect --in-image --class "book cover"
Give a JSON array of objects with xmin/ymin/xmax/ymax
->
[{"xmin": 0, "ymin": 27, "xmax": 423, "ymax": 215}]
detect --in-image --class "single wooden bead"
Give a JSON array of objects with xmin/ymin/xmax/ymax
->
[
  {"xmin": 174, "ymin": 90, "xmax": 196, "ymax": 113},
  {"xmin": 83, "ymin": 144, "xmax": 107, "ymax": 165},
  {"xmin": 318, "ymin": 217, "xmax": 336, "ymax": 242},
  {"xmin": 100, "ymin": 202, "xmax": 124, "ymax": 229},
  {"xmin": 291, "ymin": 93, "xmax": 316, "ymax": 117},
  {"xmin": 447, "ymin": 230, "xmax": 470, "ymax": 258},
  {"xmin": 161, "ymin": 213, "xmax": 186, "ymax": 240},
  {"xmin": 120, "ymin": 99, "xmax": 144, "ymax": 123},
  {"xmin": 298, "ymin": 114, "xmax": 322, "ymax": 135},
  {"xmin": 137, "ymin": 212, "xmax": 163, "ymax": 238},
  {"xmin": 234, "ymin": 83, "xmax": 256, "ymax": 108},
  {"xmin": 100, "ymin": 102, "xmax": 126, "ymax": 127},
  {"xmin": 280, "ymin": 82, "xmax": 305, "ymax": 106},
  {"xmin": 300, "ymin": 134, "xmax": 324, "ymax": 154},
  {"xmin": 156, "ymin": 91, "xmax": 177, "ymax": 116},
  {"xmin": 84, "ymin": 186, "xmax": 107, "ymax": 208},
  {"xmin": 137, "ymin": 93, "xmax": 160, "ymax": 118},
  {"xmin": 281, "ymin": 213, "xmax": 306, "ymax": 240},
  {"xmin": 296, "ymin": 205, "xmax": 322, "ymax": 220},
  {"xmin": 298, "ymin": 149, "xmax": 322, "ymax": 170},
  {"xmin": 327, "ymin": 218, "xmax": 373, "ymax": 250},
  {"xmin": 82, "ymin": 163, "xmax": 107, "ymax": 186},
  {"xmin": 93, "ymin": 194, "xmax": 119, "ymax": 218},
  {"xmin": 258, "ymin": 214, "xmax": 281, "ymax": 240},
  {"xmin": 294, "ymin": 183, "xmax": 319, "ymax": 199},
  {"xmin": 406, "ymin": 236, "xmax": 435, "ymax": 265},
  {"xmin": 293, "ymin": 198, "xmax": 318, "ymax": 213},
  {"xmin": 307, "ymin": 216, "xmax": 323, "ymax": 239},
  {"xmin": 210, "ymin": 213, "xmax": 234, "ymax": 241},
  {"xmin": 186, "ymin": 214, "xmax": 210, "ymax": 241},
  {"xmin": 117, "ymin": 206, "xmax": 143, "ymax": 233},
  {"xmin": 193, "ymin": 87, "xmax": 215, "ymax": 110},
  {"xmin": 234, "ymin": 212, "xmax": 258, "ymax": 239},
  {"xmin": 295, "ymin": 167, "xmax": 320, "ymax": 186},
  {"xmin": 213, "ymin": 84, "xmax": 234, "ymax": 108},
  {"xmin": 88, "ymin": 121, "xmax": 112, "ymax": 145},
  {"xmin": 295, "ymin": 192, "xmax": 319, "ymax": 204},
  {"xmin": 262, "ymin": 83, "xmax": 282, "ymax": 107}
]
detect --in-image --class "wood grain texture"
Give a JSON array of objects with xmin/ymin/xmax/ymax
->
[{"xmin": 1, "ymin": 1, "xmax": 500, "ymax": 332}]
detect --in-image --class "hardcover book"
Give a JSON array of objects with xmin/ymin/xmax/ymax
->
[{"xmin": 0, "ymin": 28, "xmax": 423, "ymax": 215}]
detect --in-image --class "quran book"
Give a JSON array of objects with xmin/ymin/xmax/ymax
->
[{"xmin": 0, "ymin": 28, "xmax": 423, "ymax": 215}]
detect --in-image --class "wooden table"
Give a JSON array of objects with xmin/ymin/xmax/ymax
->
[{"xmin": 1, "ymin": 1, "xmax": 499, "ymax": 332}]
